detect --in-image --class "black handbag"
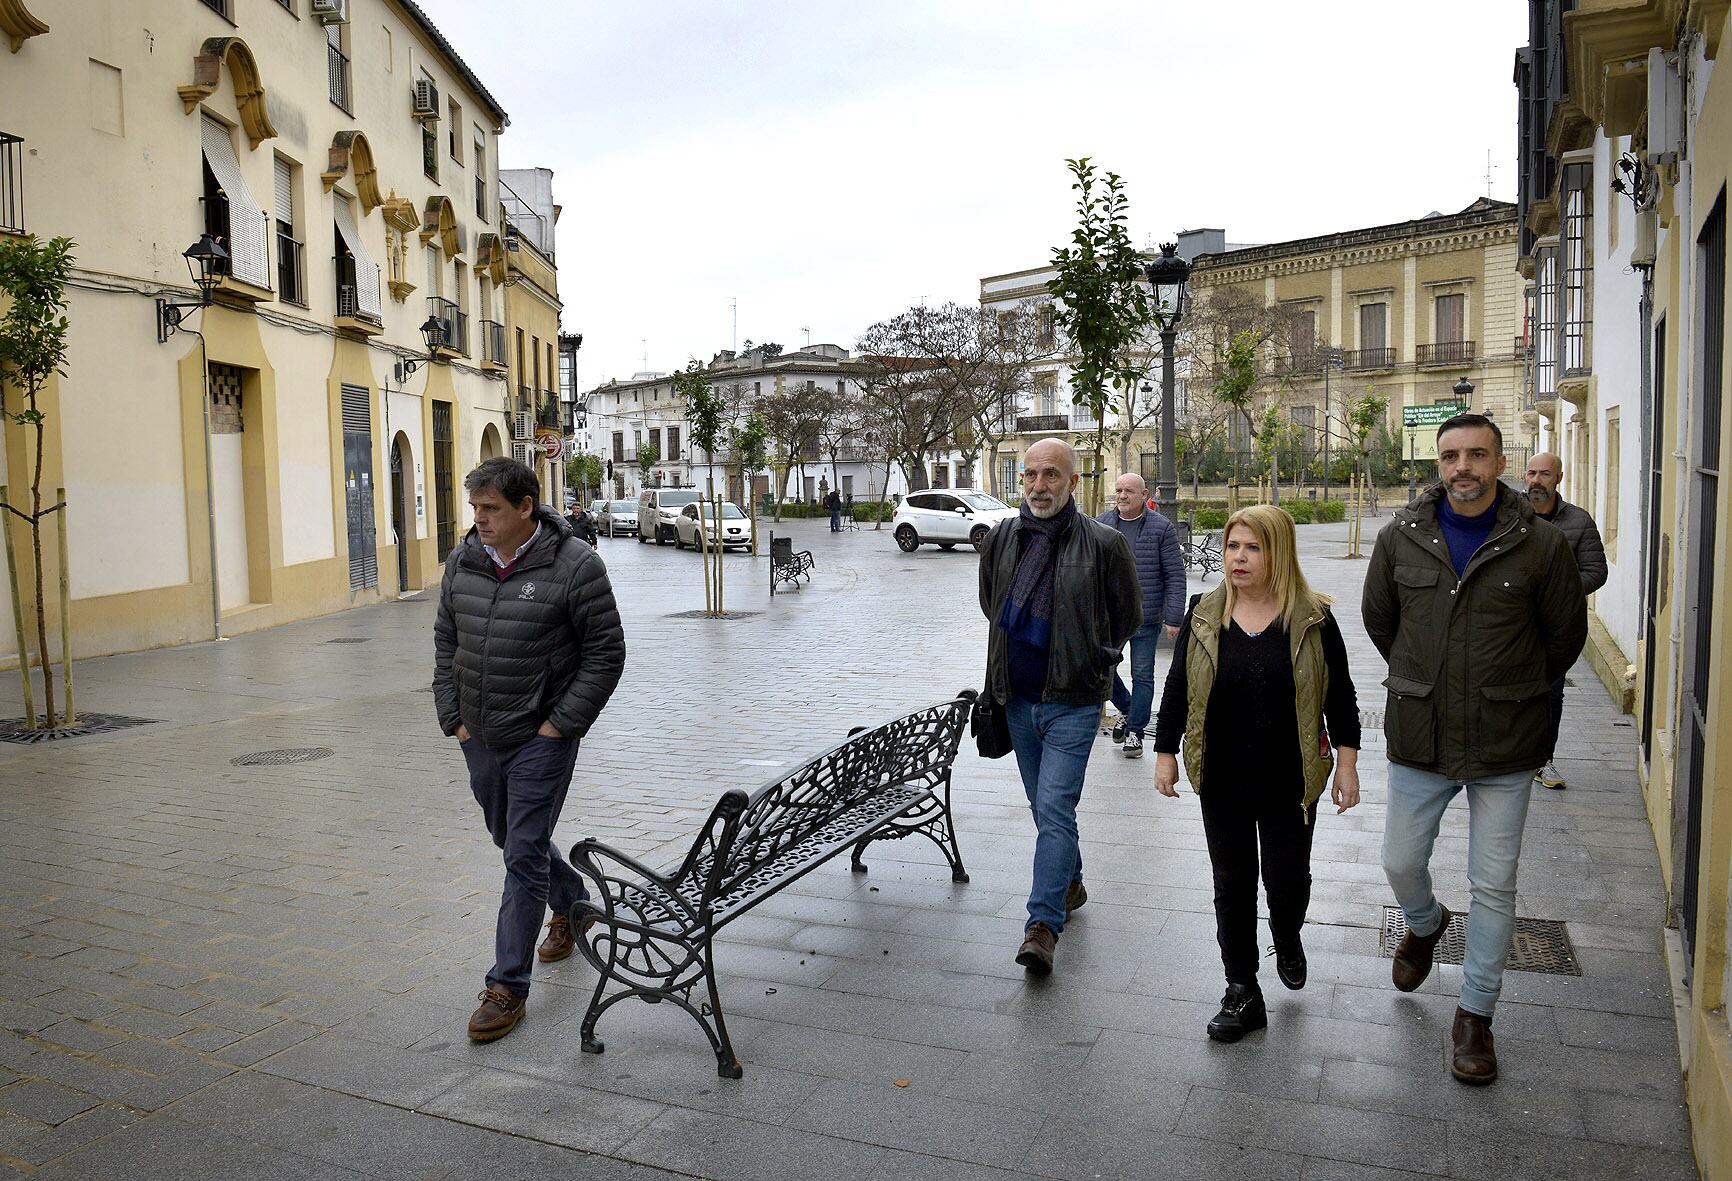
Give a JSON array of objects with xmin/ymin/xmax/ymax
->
[{"xmin": 969, "ymin": 686, "xmax": 1013, "ymax": 759}]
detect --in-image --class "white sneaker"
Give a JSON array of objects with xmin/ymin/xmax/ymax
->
[
  {"xmin": 1535, "ymin": 760, "xmax": 1566, "ymax": 790},
  {"xmin": 1122, "ymin": 732, "xmax": 1144, "ymax": 758}
]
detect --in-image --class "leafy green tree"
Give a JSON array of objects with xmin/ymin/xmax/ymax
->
[
  {"xmin": 1047, "ymin": 158, "xmax": 1152, "ymax": 511},
  {"xmin": 637, "ymin": 439, "xmax": 658, "ymax": 483},
  {"xmin": 674, "ymin": 360, "xmax": 726, "ymax": 493},
  {"xmin": 731, "ymin": 412, "xmax": 769, "ymax": 551},
  {"xmin": 564, "ymin": 453, "xmax": 602, "ymax": 504},
  {"xmin": 0, "ymin": 235, "xmax": 74, "ymax": 728}
]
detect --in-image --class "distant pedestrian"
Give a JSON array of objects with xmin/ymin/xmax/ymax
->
[
  {"xmin": 1153, "ymin": 505, "xmax": 1361, "ymax": 1042},
  {"xmin": 1096, "ymin": 472, "xmax": 1187, "ymax": 758},
  {"xmin": 979, "ymin": 439, "xmax": 1141, "ymax": 975},
  {"xmin": 433, "ymin": 457, "xmax": 625, "ymax": 1044},
  {"xmin": 824, "ymin": 488, "xmax": 843, "ymax": 532},
  {"xmin": 1522, "ymin": 452, "xmax": 1607, "ymax": 789},
  {"xmin": 565, "ymin": 501, "xmax": 597, "ymax": 546},
  {"xmin": 1364, "ymin": 413, "xmax": 1586, "ymax": 1085}
]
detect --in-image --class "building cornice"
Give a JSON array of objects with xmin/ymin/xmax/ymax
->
[
  {"xmin": 1190, "ymin": 203, "xmax": 1517, "ymax": 279},
  {"xmin": 1192, "ymin": 224, "xmax": 1516, "ymax": 287}
]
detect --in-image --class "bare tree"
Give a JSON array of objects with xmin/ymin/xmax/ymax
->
[
  {"xmin": 756, "ymin": 379, "xmax": 826, "ymax": 519},
  {"xmin": 855, "ymin": 302, "xmax": 991, "ymax": 490},
  {"xmin": 970, "ymin": 301, "xmax": 1052, "ymax": 497}
]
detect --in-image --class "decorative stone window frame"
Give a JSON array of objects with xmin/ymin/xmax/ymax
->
[
  {"xmin": 178, "ymin": 37, "xmax": 276, "ymax": 149},
  {"xmin": 380, "ymin": 193, "xmax": 420, "ymax": 303},
  {"xmin": 321, "ymin": 130, "xmax": 382, "ymax": 213}
]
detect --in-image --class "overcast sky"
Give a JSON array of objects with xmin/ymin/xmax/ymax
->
[{"xmin": 424, "ymin": 1, "xmax": 1529, "ymax": 390}]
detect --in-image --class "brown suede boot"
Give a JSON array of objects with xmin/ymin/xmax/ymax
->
[
  {"xmin": 1451, "ymin": 1006, "xmax": 1497, "ymax": 1085},
  {"xmin": 537, "ymin": 914, "xmax": 575, "ymax": 963},
  {"xmin": 1015, "ymin": 922, "xmax": 1057, "ymax": 976},
  {"xmin": 1391, "ymin": 905, "xmax": 1453, "ymax": 992},
  {"xmin": 467, "ymin": 986, "xmax": 525, "ymax": 1042},
  {"xmin": 1065, "ymin": 880, "xmax": 1088, "ymax": 919}
]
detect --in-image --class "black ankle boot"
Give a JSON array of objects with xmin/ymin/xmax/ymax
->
[{"xmin": 1206, "ymin": 982, "xmax": 1267, "ymax": 1043}]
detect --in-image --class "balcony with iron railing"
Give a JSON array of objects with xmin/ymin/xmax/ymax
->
[
  {"xmin": 1416, "ymin": 339, "xmax": 1476, "ymax": 367},
  {"xmin": 479, "ymin": 319, "xmax": 506, "ymax": 369},
  {"xmin": 276, "ymin": 228, "xmax": 305, "ymax": 306},
  {"xmin": 1015, "ymin": 414, "xmax": 1070, "ymax": 433},
  {"xmin": 0, "ymin": 133, "xmax": 22, "ymax": 236},
  {"xmin": 427, "ymin": 296, "xmax": 465, "ymax": 357},
  {"xmin": 327, "ymin": 40, "xmax": 351, "ymax": 113},
  {"xmin": 1344, "ymin": 347, "xmax": 1396, "ymax": 371},
  {"xmin": 517, "ymin": 385, "xmax": 533, "ymax": 415},
  {"xmin": 200, "ymin": 193, "xmax": 273, "ymax": 300},
  {"xmin": 537, "ymin": 397, "xmax": 561, "ymax": 431},
  {"xmin": 499, "ymin": 175, "xmax": 552, "ymax": 257}
]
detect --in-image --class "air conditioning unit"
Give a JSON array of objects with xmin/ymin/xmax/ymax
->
[
  {"xmin": 512, "ymin": 412, "xmax": 532, "ymax": 440},
  {"xmin": 1645, "ymin": 47, "xmax": 1682, "ymax": 168},
  {"xmin": 413, "ymin": 78, "xmax": 440, "ymax": 122},
  {"xmin": 511, "ymin": 442, "xmax": 533, "ymax": 467},
  {"xmin": 1632, "ymin": 208, "xmax": 1659, "ymax": 268},
  {"xmin": 310, "ymin": 0, "xmax": 347, "ymax": 25}
]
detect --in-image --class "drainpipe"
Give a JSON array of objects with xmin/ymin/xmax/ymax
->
[{"xmin": 191, "ymin": 330, "xmax": 222, "ymax": 641}]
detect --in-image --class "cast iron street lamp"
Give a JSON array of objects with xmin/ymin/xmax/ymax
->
[
  {"xmin": 1321, "ymin": 347, "xmax": 1344, "ymax": 501},
  {"xmin": 394, "ymin": 316, "xmax": 448, "ymax": 384},
  {"xmin": 1144, "ymin": 242, "xmax": 1190, "ymax": 523},
  {"xmin": 155, "ymin": 235, "xmax": 228, "ymax": 343},
  {"xmin": 1407, "ymin": 427, "xmax": 1419, "ymax": 500}
]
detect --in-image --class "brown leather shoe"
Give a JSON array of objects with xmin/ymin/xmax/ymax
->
[
  {"xmin": 1391, "ymin": 905, "xmax": 1453, "ymax": 992},
  {"xmin": 1451, "ymin": 1006, "xmax": 1497, "ymax": 1085},
  {"xmin": 467, "ymin": 986, "xmax": 525, "ymax": 1042},
  {"xmin": 1065, "ymin": 880, "xmax": 1088, "ymax": 918},
  {"xmin": 537, "ymin": 914, "xmax": 575, "ymax": 962},
  {"xmin": 1015, "ymin": 922, "xmax": 1057, "ymax": 976}
]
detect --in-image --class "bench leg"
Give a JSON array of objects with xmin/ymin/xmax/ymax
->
[{"xmin": 703, "ymin": 938, "xmax": 743, "ymax": 1080}]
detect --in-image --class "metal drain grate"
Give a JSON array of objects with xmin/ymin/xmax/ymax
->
[
  {"xmin": 325, "ymin": 637, "xmax": 371, "ymax": 644},
  {"xmin": 230, "ymin": 747, "xmax": 334, "ymax": 766},
  {"xmin": 0, "ymin": 714, "xmax": 160, "ymax": 744},
  {"xmin": 665, "ymin": 610, "xmax": 763, "ymax": 620},
  {"xmin": 1379, "ymin": 906, "xmax": 1581, "ymax": 976}
]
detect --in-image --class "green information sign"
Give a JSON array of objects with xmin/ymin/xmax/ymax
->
[
  {"xmin": 1401, "ymin": 401, "xmax": 1468, "ymax": 462},
  {"xmin": 1402, "ymin": 401, "xmax": 1468, "ymax": 428}
]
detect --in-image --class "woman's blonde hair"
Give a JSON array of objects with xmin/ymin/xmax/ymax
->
[{"xmin": 1221, "ymin": 504, "xmax": 1330, "ymax": 633}]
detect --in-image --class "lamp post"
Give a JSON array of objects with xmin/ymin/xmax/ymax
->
[
  {"xmin": 155, "ymin": 235, "xmax": 228, "ymax": 342},
  {"xmin": 1321, "ymin": 348, "xmax": 1343, "ymax": 501},
  {"xmin": 1144, "ymin": 242, "xmax": 1190, "ymax": 523},
  {"xmin": 1407, "ymin": 427, "xmax": 1418, "ymax": 500},
  {"xmin": 393, "ymin": 316, "xmax": 448, "ymax": 384}
]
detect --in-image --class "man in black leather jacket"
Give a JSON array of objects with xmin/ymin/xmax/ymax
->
[
  {"xmin": 979, "ymin": 439, "xmax": 1141, "ymax": 976},
  {"xmin": 434, "ymin": 458, "xmax": 625, "ymax": 1044}
]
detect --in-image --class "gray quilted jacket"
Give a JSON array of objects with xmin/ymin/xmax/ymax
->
[
  {"xmin": 433, "ymin": 505, "xmax": 625, "ymax": 749},
  {"xmin": 1539, "ymin": 496, "xmax": 1608, "ymax": 595}
]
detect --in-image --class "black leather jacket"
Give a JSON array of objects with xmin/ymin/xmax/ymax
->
[{"xmin": 978, "ymin": 509, "xmax": 1142, "ymax": 706}]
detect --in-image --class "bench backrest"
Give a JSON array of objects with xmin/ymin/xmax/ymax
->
[
  {"xmin": 770, "ymin": 535, "xmax": 793, "ymax": 560},
  {"xmin": 680, "ymin": 696, "xmax": 969, "ymax": 909}
]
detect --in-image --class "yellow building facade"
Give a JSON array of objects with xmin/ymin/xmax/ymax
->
[
  {"xmin": 0, "ymin": 0, "xmax": 524, "ymax": 662},
  {"xmin": 1520, "ymin": 3, "xmax": 1732, "ymax": 1176},
  {"xmin": 497, "ymin": 167, "xmax": 563, "ymax": 505},
  {"xmin": 1188, "ymin": 200, "xmax": 1531, "ymax": 469}
]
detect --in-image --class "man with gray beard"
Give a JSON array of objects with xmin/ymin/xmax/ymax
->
[{"xmin": 978, "ymin": 439, "xmax": 1141, "ymax": 975}]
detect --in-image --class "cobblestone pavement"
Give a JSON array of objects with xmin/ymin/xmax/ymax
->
[{"xmin": 0, "ymin": 513, "xmax": 1697, "ymax": 1179}]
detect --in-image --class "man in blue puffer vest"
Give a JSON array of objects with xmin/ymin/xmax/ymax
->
[{"xmin": 1097, "ymin": 472, "xmax": 1188, "ymax": 756}]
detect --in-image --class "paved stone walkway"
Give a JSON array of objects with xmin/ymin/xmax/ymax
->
[{"xmin": 0, "ymin": 514, "xmax": 1698, "ymax": 1179}]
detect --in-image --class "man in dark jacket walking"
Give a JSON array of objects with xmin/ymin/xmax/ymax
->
[
  {"xmin": 1363, "ymin": 414, "xmax": 1586, "ymax": 1086},
  {"xmin": 1097, "ymin": 472, "xmax": 1187, "ymax": 757},
  {"xmin": 980, "ymin": 439, "xmax": 1141, "ymax": 975},
  {"xmin": 1523, "ymin": 452, "xmax": 1608, "ymax": 789},
  {"xmin": 434, "ymin": 457, "xmax": 626, "ymax": 1043}
]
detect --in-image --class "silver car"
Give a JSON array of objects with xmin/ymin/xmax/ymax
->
[{"xmin": 595, "ymin": 499, "xmax": 639, "ymax": 538}]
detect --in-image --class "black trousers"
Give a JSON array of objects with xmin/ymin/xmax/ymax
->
[
  {"xmin": 1198, "ymin": 778, "xmax": 1318, "ymax": 987},
  {"xmin": 1544, "ymin": 675, "xmax": 1566, "ymax": 762}
]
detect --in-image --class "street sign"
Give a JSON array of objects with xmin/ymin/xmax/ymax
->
[
  {"xmin": 1402, "ymin": 401, "xmax": 1467, "ymax": 428},
  {"xmin": 535, "ymin": 428, "xmax": 563, "ymax": 460},
  {"xmin": 1401, "ymin": 401, "xmax": 1467, "ymax": 462}
]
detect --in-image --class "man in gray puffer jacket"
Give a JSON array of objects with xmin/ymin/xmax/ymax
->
[{"xmin": 434, "ymin": 458, "xmax": 625, "ymax": 1043}]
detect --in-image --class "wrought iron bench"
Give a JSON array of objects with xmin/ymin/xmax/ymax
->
[
  {"xmin": 768, "ymin": 532, "xmax": 814, "ymax": 594},
  {"xmin": 566, "ymin": 694, "xmax": 972, "ymax": 1078}
]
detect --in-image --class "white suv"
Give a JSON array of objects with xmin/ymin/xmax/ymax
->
[
  {"xmin": 637, "ymin": 488, "xmax": 701, "ymax": 545},
  {"xmin": 892, "ymin": 489, "xmax": 1016, "ymax": 553}
]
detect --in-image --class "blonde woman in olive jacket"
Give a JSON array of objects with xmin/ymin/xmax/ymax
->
[{"xmin": 1153, "ymin": 505, "xmax": 1362, "ymax": 1043}]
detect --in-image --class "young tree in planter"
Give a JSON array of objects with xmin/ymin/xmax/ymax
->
[
  {"xmin": 1047, "ymin": 158, "xmax": 1152, "ymax": 513},
  {"xmin": 636, "ymin": 439, "xmax": 658, "ymax": 487},
  {"xmin": 0, "ymin": 235, "xmax": 75, "ymax": 729},
  {"xmin": 674, "ymin": 359, "xmax": 729, "ymax": 615},
  {"xmin": 730, "ymin": 412, "xmax": 769, "ymax": 553}
]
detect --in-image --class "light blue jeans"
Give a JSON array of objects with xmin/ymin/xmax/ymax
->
[
  {"xmin": 1381, "ymin": 762, "xmax": 1538, "ymax": 1017},
  {"xmin": 1109, "ymin": 623, "xmax": 1165, "ymax": 737},
  {"xmin": 1005, "ymin": 696, "xmax": 1100, "ymax": 933}
]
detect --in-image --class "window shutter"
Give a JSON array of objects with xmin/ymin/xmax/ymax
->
[
  {"xmin": 201, "ymin": 116, "xmax": 271, "ymax": 289},
  {"xmin": 273, "ymin": 157, "xmax": 293, "ymax": 227},
  {"xmin": 333, "ymin": 197, "xmax": 383, "ymax": 319}
]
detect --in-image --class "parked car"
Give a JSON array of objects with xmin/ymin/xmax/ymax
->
[
  {"xmin": 637, "ymin": 487, "xmax": 702, "ymax": 545},
  {"xmin": 596, "ymin": 499, "xmax": 639, "ymax": 538},
  {"xmin": 674, "ymin": 501, "xmax": 752, "ymax": 551},
  {"xmin": 892, "ymin": 489, "xmax": 1016, "ymax": 553}
]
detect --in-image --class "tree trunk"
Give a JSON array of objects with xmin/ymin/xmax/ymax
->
[
  {"xmin": 875, "ymin": 455, "xmax": 894, "ymax": 528},
  {"xmin": 29, "ymin": 403, "xmax": 53, "ymax": 727}
]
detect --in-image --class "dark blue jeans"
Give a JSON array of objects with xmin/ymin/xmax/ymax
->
[
  {"xmin": 1005, "ymin": 696, "xmax": 1100, "ymax": 932},
  {"xmin": 461, "ymin": 733, "xmax": 587, "ymax": 997},
  {"xmin": 1109, "ymin": 623, "xmax": 1165, "ymax": 737},
  {"xmin": 829, "ymin": 509, "xmax": 841, "ymax": 531}
]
